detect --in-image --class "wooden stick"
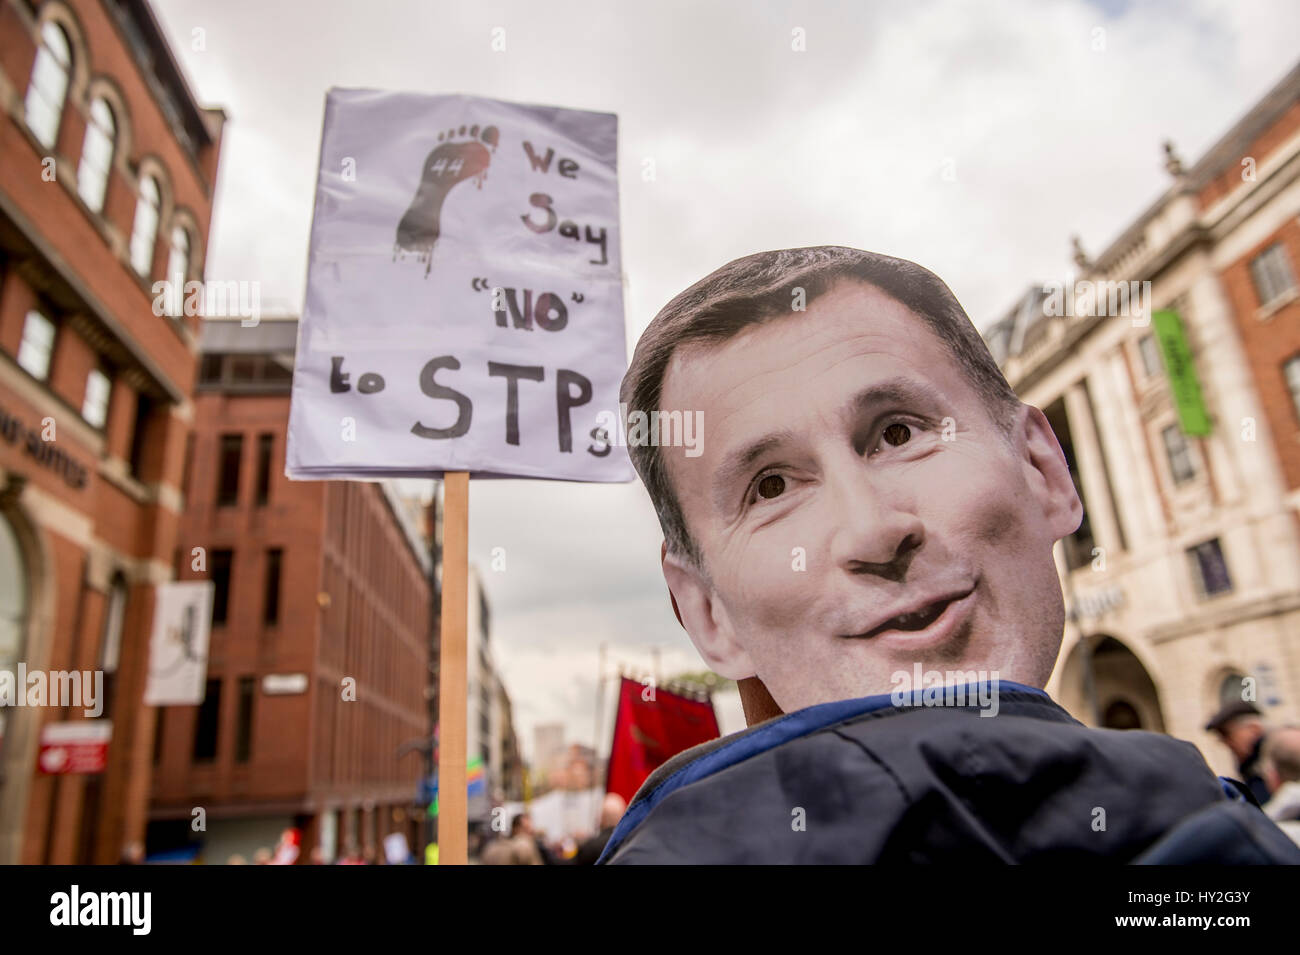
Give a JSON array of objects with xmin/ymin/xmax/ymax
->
[{"xmin": 437, "ymin": 471, "xmax": 469, "ymax": 864}]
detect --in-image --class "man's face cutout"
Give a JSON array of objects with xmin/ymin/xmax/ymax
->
[{"xmin": 658, "ymin": 279, "xmax": 1083, "ymax": 713}]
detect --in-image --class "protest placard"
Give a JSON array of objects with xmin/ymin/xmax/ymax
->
[{"xmin": 286, "ymin": 89, "xmax": 633, "ymax": 482}]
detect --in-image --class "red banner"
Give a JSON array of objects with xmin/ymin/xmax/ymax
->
[{"xmin": 606, "ymin": 677, "xmax": 720, "ymax": 803}]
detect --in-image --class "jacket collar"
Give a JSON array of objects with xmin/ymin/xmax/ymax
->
[{"xmin": 597, "ymin": 679, "xmax": 1054, "ymax": 863}]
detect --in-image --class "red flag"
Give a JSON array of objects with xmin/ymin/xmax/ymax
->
[{"xmin": 605, "ymin": 677, "xmax": 721, "ymax": 803}]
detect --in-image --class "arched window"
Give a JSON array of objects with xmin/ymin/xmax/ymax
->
[
  {"xmin": 164, "ymin": 224, "xmax": 190, "ymax": 316},
  {"xmin": 0, "ymin": 514, "xmax": 29, "ymax": 761},
  {"xmin": 1101, "ymin": 699, "xmax": 1142, "ymax": 730},
  {"xmin": 23, "ymin": 21, "xmax": 71, "ymax": 150},
  {"xmin": 129, "ymin": 175, "xmax": 160, "ymax": 277},
  {"xmin": 77, "ymin": 97, "xmax": 116, "ymax": 212}
]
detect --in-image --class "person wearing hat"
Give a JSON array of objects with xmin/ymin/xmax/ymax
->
[{"xmin": 1205, "ymin": 700, "xmax": 1270, "ymax": 805}]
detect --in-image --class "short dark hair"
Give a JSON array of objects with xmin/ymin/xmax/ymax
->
[{"xmin": 620, "ymin": 246, "xmax": 1021, "ymax": 571}]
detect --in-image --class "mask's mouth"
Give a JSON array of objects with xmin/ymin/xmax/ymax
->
[
  {"xmin": 873, "ymin": 599, "xmax": 950, "ymax": 634},
  {"xmin": 843, "ymin": 585, "xmax": 976, "ymax": 640}
]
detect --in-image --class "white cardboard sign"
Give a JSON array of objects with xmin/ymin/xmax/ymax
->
[
  {"xmin": 286, "ymin": 89, "xmax": 633, "ymax": 482},
  {"xmin": 143, "ymin": 581, "xmax": 213, "ymax": 707}
]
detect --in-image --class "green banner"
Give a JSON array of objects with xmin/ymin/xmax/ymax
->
[{"xmin": 1152, "ymin": 309, "xmax": 1211, "ymax": 436}]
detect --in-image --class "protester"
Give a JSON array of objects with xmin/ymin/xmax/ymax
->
[
  {"xmin": 335, "ymin": 844, "xmax": 365, "ymax": 865},
  {"xmin": 118, "ymin": 842, "xmax": 144, "ymax": 865},
  {"xmin": 270, "ymin": 827, "xmax": 301, "ymax": 865},
  {"xmin": 572, "ymin": 793, "xmax": 627, "ymax": 865},
  {"xmin": 1205, "ymin": 700, "xmax": 1271, "ymax": 804},
  {"xmin": 511, "ymin": 814, "xmax": 545, "ymax": 865},
  {"xmin": 479, "ymin": 832, "xmax": 515, "ymax": 865},
  {"xmin": 599, "ymin": 245, "xmax": 1300, "ymax": 864},
  {"xmin": 1261, "ymin": 725, "xmax": 1300, "ymax": 846},
  {"xmin": 478, "ymin": 813, "xmax": 545, "ymax": 864}
]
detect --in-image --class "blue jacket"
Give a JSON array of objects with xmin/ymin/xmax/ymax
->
[{"xmin": 598, "ymin": 682, "xmax": 1300, "ymax": 864}]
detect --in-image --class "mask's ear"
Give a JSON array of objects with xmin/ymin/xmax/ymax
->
[
  {"xmin": 1018, "ymin": 403, "xmax": 1084, "ymax": 541},
  {"xmin": 660, "ymin": 540, "xmax": 753, "ymax": 680}
]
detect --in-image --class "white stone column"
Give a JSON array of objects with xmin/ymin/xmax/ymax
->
[
  {"xmin": 1091, "ymin": 349, "xmax": 1167, "ymax": 548},
  {"xmin": 1064, "ymin": 378, "xmax": 1123, "ymax": 561}
]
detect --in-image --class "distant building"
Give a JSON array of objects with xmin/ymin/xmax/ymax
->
[
  {"xmin": 465, "ymin": 565, "xmax": 523, "ymax": 807},
  {"xmin": 532, "ymin": 722, "xmax": 565, "ymax": 781},
  {"xmin": 147, "ymin": 317, "xmax": 432, "ymax": 863},
  {"xmin": 0, "ymin": 0, "xmax": 225, "ymax": 863},
  {"xmin": 983, "ymin": 58, "xmax": 1300, "ymax": 775}
]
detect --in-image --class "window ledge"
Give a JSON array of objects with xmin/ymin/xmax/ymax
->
[
  {"xmin": 98, "ymin": 456, "xmax": 149, "ymax": 504},
  {"xmin": 1256, "ymin": 286, "xmax": 1298, "ymax": 322}
]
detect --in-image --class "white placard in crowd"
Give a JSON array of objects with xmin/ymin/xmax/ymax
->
[
  {"xmin": 143, "ymin": 581, "xmax": 214, "ymax": 706},
  {"xmin": 286, "ymin": 89, "xmax": 633, "ymax": 482}
]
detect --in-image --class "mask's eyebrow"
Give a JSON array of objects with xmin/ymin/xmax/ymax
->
[{"xmin": 846, "ymin": 377, "xmax": 944, "ymax": 422}]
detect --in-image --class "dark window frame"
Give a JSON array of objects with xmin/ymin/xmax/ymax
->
[
  {"xmin": 263, "ymin": 548, "xmax": 282, "ymax": 626},
  {"xmin": 255, "ymin": 433, "xmax": 273, "ymax": 506},
  {"xmin": 216, "ymin": 433, "xmax": 243, "ymax": 506},
  {"xmin": 210, "ymin": 549, "xmax": 233, "ymax": 626},
  {"xmin": 1249, "ymin": 242, "xmax": 1297, "ymax": 308},
  {"xmin": 192, "ymin": 677, "xmax": 222, "ymax": 763},
  {"xmin": 1187, "ymin": 537, "xmax": 1233, "ymax": 599},
  {"xmin": 235, "ymin": 676, "xmax": 255, "ymax": 764}
]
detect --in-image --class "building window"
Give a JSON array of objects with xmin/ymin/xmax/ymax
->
[
  {"xmin": 153, "ymin": 708, "xmax": 165, "ymax": 766},
  {"xmin": 1249, "ymin": 243, "xmax": 1297, "ymax": 308},
  {"xmin": 1138, "ymin": 333, "xmax": 1162, "ymax": 378},
  {"xmin": 129, "ymin": 175, "xmax": 161, "ymax": 277},
  {"xmin": 23, "ymin": 21, "xmax": 71, "ymax": 150},
  {"xmin": 210, "ymin": 549, "xmax": 233, "ymax": 625},
  {"xmin": 235, "ymin": 676, "xmax": 255, "ymax": 763},
  {"xmin": 1187, "ymin": 538, "xmax": 1232, "ymax": 598},
  {"xmin": 217, "ymin": 434, "xmax": 242, "ymax": 506},
  {"xmin": 77, "ymin": 97, "xmax": 116, "ymax": 213},
  {"xmin": 182, "ymin": 433, "xmax": 195, "ymax": 499},
  {"xmin": 1161, "ymin": 424, "xmax": 1196, "ymax": 485},
  {"xmin": 192, "ymin": 677, "xmax": 222, "ymax": 762},
  {"xmin": 99, "ymin": 576, "xmax": 127, "ymax": 719},
  {"xmin": 82, "ymin": 368, "xmax": 111, "ymax": 429},
  {"xmin": 16, "ymin": 310, "xmax": 56, "ymax": 380},
  {"xmin": 0, "ymin": 514, "xmax": 29, "ymax": 763},
  {"xmin": 164, "ymin": 225, "xmax": 190, "ymax": 317},
  {"xmin": 195, "ymin": 353, "xmax": 294, "ymax": 389},
  {"xmin": 128, "ymin": 393, "xmax": 155, "ymax": 478},
  {"xmin": 263, "ymin": 548, "xmax": 282, "ymax": 626},
  {"xmin": 255, "ymin": 433, "xmax": 273, "ymax": 506},
  {"xmin": 1285, "ymin": 354, "xmax": 1300, "ymax": 424}
]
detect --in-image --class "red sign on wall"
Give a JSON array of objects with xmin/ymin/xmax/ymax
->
[{"xmin": 38, "ymin": 720, "xmax": 111, "ymax": 774}]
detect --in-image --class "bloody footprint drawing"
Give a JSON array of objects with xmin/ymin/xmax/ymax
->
[{"xmin": 394, "ymin": 124, "xmax": 500, "ymax": 276}]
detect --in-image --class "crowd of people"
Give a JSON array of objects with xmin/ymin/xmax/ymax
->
[
  {"xmin": 473, "ymin": 792, "xmax": 627, "ymax": 865},
  {"xmin": 1204, "ymin": 700, "xmax": 1300, "ymax": 845}
]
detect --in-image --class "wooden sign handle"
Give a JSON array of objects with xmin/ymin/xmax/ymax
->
[{"xmin": 437, "ymin": 471, "xmax": 469, "ymax": 864}]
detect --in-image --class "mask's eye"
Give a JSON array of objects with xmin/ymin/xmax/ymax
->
[
  {"xmin": 881, "ymin": 422, "xmax": 912, "ymax": 447},
  {"xmin": 756, "ymin": 474, "xmax": 786, "ymax": 500}
]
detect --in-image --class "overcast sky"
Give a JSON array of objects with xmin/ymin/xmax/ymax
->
[{"xmin": 153, "ymin": 0, "xmax": 1300, "ymax": 761}]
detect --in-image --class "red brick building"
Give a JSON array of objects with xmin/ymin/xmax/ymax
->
[
  {"xmin": 0, "ymin": 0, "xmax": 224, "ymax": 863},
  {"xmin": 149, "ymin": 316, "xmax": 433, "ymax": 864},
  {"xmin": 1196, "ymin": 63, "xmax": 1300, "ymax": 522}
]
